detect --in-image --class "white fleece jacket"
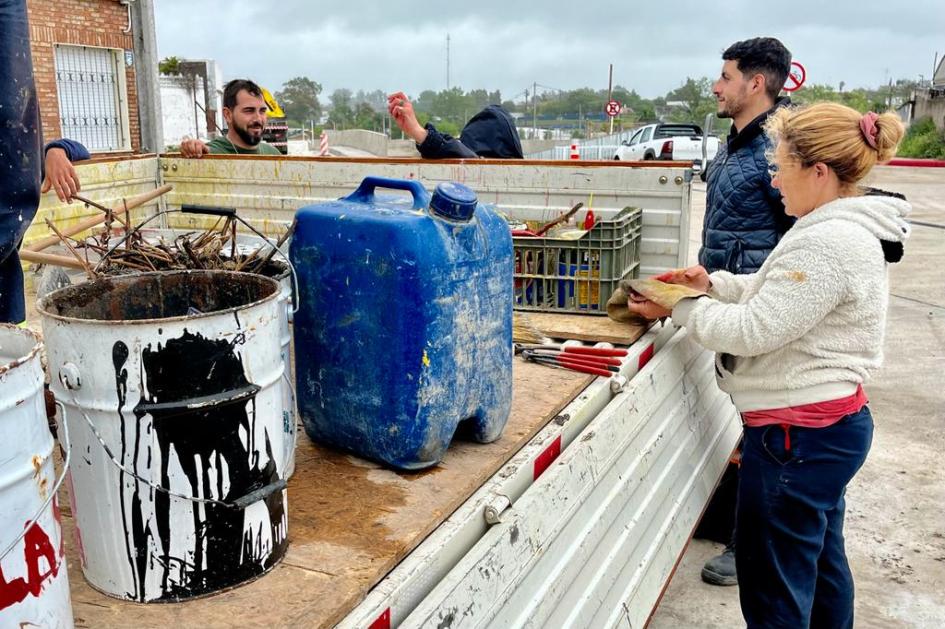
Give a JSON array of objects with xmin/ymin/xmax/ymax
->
[{"xmin": 673, "ymin": 194, "xmax": 911, "ymax": 412}]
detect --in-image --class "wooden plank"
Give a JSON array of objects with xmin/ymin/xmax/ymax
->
[
  {"xmin": 62, "ymin": 360, "xmax": 594, "ymax": 628},
  {"xmin": 521, "ymin": 311, "xmax": 650, "ymax": 345}
]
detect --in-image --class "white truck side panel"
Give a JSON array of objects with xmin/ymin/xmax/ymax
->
[
  {"xmin": 341, "ymin": 325, "xmax": 678, "ymax": 629},
  {"xmin": 402, "ymin": 331, "xmax": 739, "ymax": 628},
  {"xmin": 159, "ymin": 158, "xmax": 692, "ymax": 275}
]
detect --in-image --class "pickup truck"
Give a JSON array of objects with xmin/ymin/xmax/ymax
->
[
  {"xmin": 24, "ymin": 155, "xmax": 740, "ymax": 628},
  {"xmin": 613, "ymin": 123, "xmax": 720, "ymax": 164}
]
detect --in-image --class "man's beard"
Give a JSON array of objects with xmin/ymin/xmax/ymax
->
[
  {"xmin": 233, "ymin": 121, "xmax": 263, "ymax": 146},
  {"xmin": 717, "ymin": 88, "xmax": 747, "ymax": 120},
  {"xmin": 717, "ymin": 100, "xmax": 740, "ymax": 119}
]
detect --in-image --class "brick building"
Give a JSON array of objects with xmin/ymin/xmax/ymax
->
[{"xmin": 26, "ymin": 0, "xmax": 161, "ymax": 155}]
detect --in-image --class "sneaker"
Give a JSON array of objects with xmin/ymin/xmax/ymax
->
[{"xmin": 701, "ymin": 543, "xmax": 737, "ymax": 586}]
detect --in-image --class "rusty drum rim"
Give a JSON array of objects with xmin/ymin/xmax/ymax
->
[
  {"xmin": 0, "ymin": 323, "xmax": 43, "ymax": 377},
  {"xmin": 36, "ymin": 269, "xmax": 282, "ymax": 326}
]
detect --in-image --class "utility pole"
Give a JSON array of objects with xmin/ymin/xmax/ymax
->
[
  {"xmin": 130, "ymin": 0, "xmax": 163, "ymax": 151},
  {"xmin": 533, "ymin": 81, "xmax": 538, "ymax": 139},
  {"xmin": 607, "ymin": 63, "xmax": 614, "ymax": 135},
  {"xmin": 446, "ymin": 33, "xmax": 451, "ymax": 90}
]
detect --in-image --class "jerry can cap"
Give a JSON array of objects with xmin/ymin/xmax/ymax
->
[{"xmin": 430, "ymin": 182, "xmax": 477, "ymax": 221}]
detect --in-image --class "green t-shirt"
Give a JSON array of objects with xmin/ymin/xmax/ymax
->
[{"xmin": 206, "ymin": 136, "xmax": 282, "ymax": 155}]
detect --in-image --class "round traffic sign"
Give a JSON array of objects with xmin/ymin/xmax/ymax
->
[
  {"xmin": 783, "ymin": 61, "xmax": 806, "ymax": 92},
  {"xmin": 605, "ymin": 99, "xmax": 621, "ymax": 117}
]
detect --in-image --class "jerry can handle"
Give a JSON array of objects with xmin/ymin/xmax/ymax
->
[
  {"xmin": 181, "ymin": 204, "xmax": 237, "ymax": 217},
  {"xmin": 344, "ymin": 176, "xmax": 430, "ymax": 211}
]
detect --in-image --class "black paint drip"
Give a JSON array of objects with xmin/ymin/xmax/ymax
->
[
  {"xmin": 111, "ymin": 341, "xmax": 143, "ymax": 599},
  {"xmin": 112, "ymin": 330, "xmax": 287, "ymax": 602}
]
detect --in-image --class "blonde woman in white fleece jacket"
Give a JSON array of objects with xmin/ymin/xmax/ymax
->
[{"xmin": 629, "ymin": 102, "xmax": 909, "ymax": 629}]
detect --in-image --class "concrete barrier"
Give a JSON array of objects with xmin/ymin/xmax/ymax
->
[{"xmin": 325, "ymin": 130, "xmax": 389, "ymax": 156}]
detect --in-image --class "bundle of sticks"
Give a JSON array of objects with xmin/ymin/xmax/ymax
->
[
  {"xmin": 21, "ymin": 185, "xmax": 173, "ymax": 278},
  {"xmin": 21, "ymin": 184, "xmax": 294, "ymax": 280},
  {"xmin": 89, "ymin": 214, "xmax": 295, "ymax": 277}
]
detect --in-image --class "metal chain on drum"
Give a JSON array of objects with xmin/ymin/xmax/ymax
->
[
  {"xmin": 62, "ymin": 389, "xmax": 285, "ymax": 509},
  {"xmin": 0, "ymin": 402, "xmax": 73, "ymax": 562}
]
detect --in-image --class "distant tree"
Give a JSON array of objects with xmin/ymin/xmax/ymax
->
[
  {"xmin": 791, "ymin": 83, "xmax": 841, "ymax": 105},
  {"xmin": 432, "ymin": 87, "xmax": 473, "ymax": 126},
  {"xmin": 276, "ymin": 76, "xmax": 322, "ymax": 124},
  {"xmin": 352, "ymin": 102, "xmax": 384, "ymax": 131},
  {"xmin": 664, "ymin": 77, "xmax": 715, "ymax": 124},
  {"xmin": 328, "ymin": 89, "xmax": 354, "ymax": 128},
  {"xmin": 353, "ymin": 89, "xmax": 387, "ymax": 112},
  {"xmin": 414, "ymin": 90, "xmax": 437, "ymax": 113},
  {"xmin": 158, "ymin": 56, "xmax": 182, "ymax": 75}
]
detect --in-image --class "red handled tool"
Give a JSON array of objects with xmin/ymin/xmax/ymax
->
[
  {"xmin": 526, "ymin": 355, "xmax": 613, "ymax": 377},
  {"xmin": 514, "ymin": 343, "xmax": 628, "ymax": 358},
  {"xmin": 525, "ymin": 349, "xmax": 622, "ymax": 367}
]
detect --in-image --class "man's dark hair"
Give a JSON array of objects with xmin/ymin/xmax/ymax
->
[
  {"xmin": 223, "ymin": 79, "xmax": 263, "ymax": 109},
  {"xmin": 722, "ymin": 37, "xmax": 792, "ymax": 101}
]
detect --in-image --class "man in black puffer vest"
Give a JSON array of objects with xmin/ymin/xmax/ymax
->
[
  {"xmin": 697, "ymin": 36, "xmax": 793, "ymax": 588},
  {"xmin": 701, "ymin": 38, "xmax": 794, "ymax": 275}
]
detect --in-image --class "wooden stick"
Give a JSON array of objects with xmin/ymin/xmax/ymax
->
[
  {"xmin": 26, "ymin": 184, "xmax": 173, "ymax": 252},
  {"xmin": 535, "ymin": 202, "xmax": 584, "ymax": 237},
  {"xmin": 120, "ymin": 198, "xmax": 132, "ymax": 233},
  {"xmin": 181, "ymin": 239, "xmax": 204, "ymax": 269},
  {"xmin": 44, "ymin": 218, "xmax": 97, "ymax": 279},
  {"xmin": 248, "ymin": 218, "xmax": 297, "ymax": 273},
  {"xmin": 19, "ymin": 249, "xmax": 87, "ymax": 270},
  {"xmin": 106, "ymin": 257, "xmax": 152, "ymax": 272}
]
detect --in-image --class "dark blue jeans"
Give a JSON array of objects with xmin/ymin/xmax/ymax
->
[{"xmin": 736, "ymin": 406, "xmax": 874, "ymax": 629}]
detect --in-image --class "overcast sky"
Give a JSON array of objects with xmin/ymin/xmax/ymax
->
[{"xmin": 153, "ymin": 0, "xmax": 943, "ymax": 102}]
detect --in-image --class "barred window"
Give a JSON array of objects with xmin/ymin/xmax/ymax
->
[{"xmin": 54, "ymin": 44, "xmax": 131, "ymax": 152}]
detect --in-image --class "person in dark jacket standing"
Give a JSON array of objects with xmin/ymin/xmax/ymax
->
[
  {"xmin": 0, "ymin": 0, "xmax": 41, "ymax": 325},
  {"xmin": 697, "ymin": 36, "xmax": 793, "ymax": 587},
  {"xmin": 1, "ymin": 0, "xmax": 91, "ymax": 324},
  {"xmin": 701, "ymin": 37, "xmax": 794, "ymax": 275},
  {"xmin": 388, "ymin": 91, "xmax": 524, "ymax": 159}
]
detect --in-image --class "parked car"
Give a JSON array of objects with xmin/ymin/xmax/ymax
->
[{"xmin": 613, "ymin": 122, "xmax": 720, "ymax": 164}]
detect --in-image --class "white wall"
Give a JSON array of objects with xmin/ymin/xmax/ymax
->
[{"xmin": 161, "ymin": 75, "xmax": 207, "ymax": 146}]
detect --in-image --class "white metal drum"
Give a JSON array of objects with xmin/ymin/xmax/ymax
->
[
  {"xmin": 39, "ymin": 271, "xmax": 289, "ymax": 603},
  {"xmin": 0, "ymin": 324, "xmax": 74, "ymax": 628}
]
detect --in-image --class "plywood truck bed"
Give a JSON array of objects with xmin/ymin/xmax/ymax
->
[
  {"xmin": 60, "ymin": 311, "xmax": 646, "ymax": 627},
  {"xmin": 62, "ymin": 360, "xmax": 594, "ymax": 628}
]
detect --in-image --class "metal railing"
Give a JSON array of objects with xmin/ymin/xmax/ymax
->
[{"xmin": 526, "ymin": 128, "xmax": 638, "ymax": 160}]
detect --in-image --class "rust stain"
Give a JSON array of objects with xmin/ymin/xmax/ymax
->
[{"xmin": 32, "ymin": 454, "xmax": 49, "ymax": 500}]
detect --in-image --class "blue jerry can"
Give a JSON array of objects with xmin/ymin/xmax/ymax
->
[{"xmin": 290, "ymin": 177, "xmax": 513, "ymax": 470}]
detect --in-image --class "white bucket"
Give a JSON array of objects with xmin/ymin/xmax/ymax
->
[
  {"xmin": 268, "ymin": 260, "xmax": 297, "ymax": 478},
  {"xmin": 0, "ymin": 324, "xmax": 74, "ymax": 628},
  {"xmin": 39, "ymin": 271, "xmax": 289, "ymax": 602},
  {"xmin": 104, "ymin": 229, "xmax": 299, "ymax": 478}
]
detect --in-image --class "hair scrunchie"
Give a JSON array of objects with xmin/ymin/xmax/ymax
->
[{"xmin": 859, "ymin": 112, "xmax": 880, "ymax": 150}]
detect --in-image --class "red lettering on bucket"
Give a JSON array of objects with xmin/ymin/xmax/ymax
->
[{"xmin": 0, "ymin": 520, "xmax": 61, "ymax": 611}]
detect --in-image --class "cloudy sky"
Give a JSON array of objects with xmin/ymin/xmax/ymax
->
[{"xmin": 153, "ymin": 0, "xmax": 943, "ymax": 101}]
